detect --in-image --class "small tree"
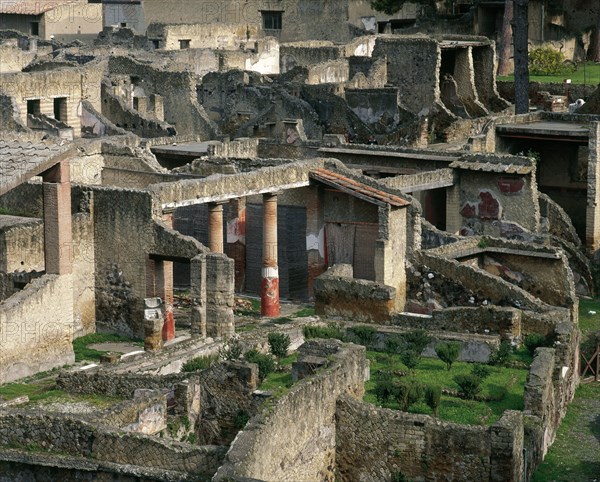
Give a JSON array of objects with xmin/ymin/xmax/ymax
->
[
  {"xmin": 402, "ymin": 330, "xmax": 432, "ymax": 355},
  {"xmin": 400, "ymin": 349, "xmax": 421, "ymax": 372},
  {"xmin": 435, "ymin": 342, "xmax": 460, "ymax": 370},
  {"xmin": 454, "ymin": 374, "xmax": 482, "ymax": 400},
  {"xmin": 268, "ymin": 332, "xmax": 291, "ymax": 358},
  {"xmin": 425, "ymin": 385, "xmax": 441, "ymax": 417},
  {"xmin": 349, "ymin": 325, "xmax": 378, "ymax": 347},
  {"xmin": 471, "ymin": 363, "xmax": 492, "ymax": 380},
  {"xmin": 524, "ymin": 333, "xmax": 547, "ymax": 355},
  {"xmin": 396, "ymin": 379, "xmax": 424, "ymax": 411},
  {"xmin": 219, "ymin": 338, "xmax": 243, "ymax": 361},
  {"xmin": 489, "ymin": 340, "xmax": 512, "ymax": 366},
  {"xmin": 374, "ymin": 373, "xmax": 396, "ymax": 406},
  {"xmin": 244, "ymin": 349, "xmax": 275, "ymax": 382}
]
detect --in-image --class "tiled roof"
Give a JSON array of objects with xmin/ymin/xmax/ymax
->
[
  {"xmin": 0, "ymin": 0, "xmax": 78, "ymax": 15},
  {"xmin": 0, "ymin": 140, "xmax": 72, "ymax": 196},
  {"xmin": 310, "ymin": 168, "xmax": 410, "ymax": 207}
]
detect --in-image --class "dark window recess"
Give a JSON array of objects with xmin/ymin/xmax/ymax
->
[
  {"xmin": 30, "ymin": 22, "xmax": 39, "ymax": 36},
  {"xmin": 53, "ymin": 97, "xmax": 67, "ymax": 121},
  {"xmin": 151, "ymin": 39, "xmax": 160, "ymax": 49},
  {"xmin": 27, "ymin": 99, "xmax": 40, "ymax": 116},
  {"xmin": 179, "ymin": 39, "xmax": 190, "ymax": 49},
  {"xmin": 120, "ymin": 22, "xmax": 127, "ymax": 27},
  {"xmin": 262, "ymin": 11, "xmax": 282, "ymax": 30}
]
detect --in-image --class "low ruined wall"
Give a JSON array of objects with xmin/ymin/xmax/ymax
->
[
  {"xmin": 393, "ymin": 305, "xmax": 521, "ymax": 339},
  {"xmin": 101, "ymin": 83, "xmax": 175, "ymax": 138},
  {"xmin": 0, "ymin": 274, "xmax": 74, "ymax": 384},
  {"xmin": 314, "ymin": 265, "xmax": 397, "ymax": 323},
  {"xmin": 418, "ymin": 251, "xmax": 552, "ymax": 313},
  {"xmin": 539, "ymin": 192, "xmax": 581, "ymax": 247},
  {"xmin": 0, "ymin": 411, "xmax": 225, "ymax": 477},
  {"xmin": 336, "ymin": 395, "xmax": 524, "ymax": 482},
  {"xmin": 215, "ymin": 340, "xmax": 368, "ymax": 481}
]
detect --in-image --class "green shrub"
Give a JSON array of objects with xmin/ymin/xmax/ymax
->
[
  {"xmin": 302, "ymin": 324, "xmax": 344, "ymax": 340},
  {"xmin": 244, "ymin": 349, "xmax": 275, "ymax": 381},
  {"xmin": 233, "ymin": 410, "xmax": 250, "ymax": 429},
  {"xmin": 524, "ymin": 333, "xmax": 548, "ymax": 355},
  {"xmin": 374, "ymin": 373, "xmax": 396, "ymax": 405},
  {"xmin": 219, "ymin": 338, "xmax": 243, "ymax": 361},
  {"xmin": 181, "ymin": 354, "xmax": 219, "ymax": 372},
  {"xmin": 528, "ymin": 46, "xmax": 572, "ymax": 75},
  {"xmin": 384, "ymin": 334, "xmax": 404, "ymax": 354},
  {"xmin": 268, "ymin": 332, "xmax": 291, "ymax": 358},
  {"xmin": 400, "ymin": 350, "xmax": 421, "ymax": 371},
  {"xmin": 489, "ymin": 340, "xmax": 512, "ymax": 366},
  {"xmin": 425, "ymin": 385, "xmax": 442, "ymax": 417},
  {"xmin": 471, "ymin": 363, "xmax": 492, "ymax": 380},
  {"xmin": 454, "ymin": 374, "xmax": 482, "ymax": 400},
  {"xmin": 391, "ymin": 472, "xmax": 408, "ymax": 482},
  {"xmin": 402, "ymin": 330, "xmax": 432, "ymax": 354},
  {"xmin": 349, "ymin": 325, "xmax": 378, "ymax": 347},
  {"xmin": 396, "ymin": 379, "xmax": 424, "ymax": 411},
  {"xmin": 435, "ymin": 342, "xmax": 461, "ymax": 371}
]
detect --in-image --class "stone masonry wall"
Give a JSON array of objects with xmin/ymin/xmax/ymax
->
[
  {"xmin": 0, "ymin": 274, "xmax": 74, "ymax": 384},
  {"xmin": 335, "ymin": 395, "xmax": 525, "ymax": 482},
  {"xmin": 214, "ymin": 340, "xmax": 368, "ymax": 481},
  {"xmin": 0, "ymin": 411, "xmax": 225, "ymax": 477},
  {"xmin": 372, "ymin": 36, "xmax": 439, "ymax": 115},
  {"xmin": 314, "ymin": 264, "xmax": 397, "ymax": 323}
]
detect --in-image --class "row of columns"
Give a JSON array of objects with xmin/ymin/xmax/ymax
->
[{"xmin": 207, "ymin": 194, "xmax": 280, "ymax": 317}]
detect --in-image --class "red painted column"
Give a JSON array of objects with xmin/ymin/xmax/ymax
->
[
  {"xmin": 261, "ymin": 193, "xmax": 279, "ymax": 317},
  {"xmin": 208, "ymin": 202, "xmax": 224, "ymax": 253}
]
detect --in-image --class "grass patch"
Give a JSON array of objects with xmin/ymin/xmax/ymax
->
[
  {"xmin": 578, "ymin": 299, "xmax": 600, "ymax": 337},
  {"xmin": 0, "ymin": 378, "xmax": 121, "ymax": 408},
  {"xmin": 73, "ymin": 333, "xmax": 143, "ymax": 362},
  {"xmin": 532, "ymin": 383, "xmax": 600, "ymax": 481},
  {"xmin": 292, "ymin": 307, "xmax": 315, "ymax": 318},
  {"xmin": 364, "ymin": 351, "xmax": 528, "ymax": 425},
  {"xmin": 257, "ymin": 353, "xmax": 297, "ymax": 393},
  {"xmin": 497, "ymin": 61, "xmax": 600, "ymax": 85}
]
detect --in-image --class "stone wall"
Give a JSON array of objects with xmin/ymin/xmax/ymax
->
[
  {"xmin": 393, "ymin": 305, "xmax": 522, "ymax": 340},
  {"xmin": 107, "ymin": 56, "xmax": 216, "ymax": 138},
  {"xmin": 215, "ymin": 339, "xmax": 368, "ymax": 481},
  {"xmin": 0, "ymin": 274, "xmax": 74, "ymax": 384},
  {"xmin": 372, "ymin": 36, "xmax": 439, "ymax": 115},
  {"xmin": 454, "ymin": 157, "xmax": 540, "ymax": 238},
  {"xmin": 0, "ymin": 411, "xmax": 225, "ymax": 477},
  {"xmin": 101, "ymin": 82, "xmax": 176, "ymax": 138},
  {"xmin": 314, "ymin": 264, "xmax": 397, "ymax": 323},
  {"xmin": 0, "ymin": 215, "xmax": 44, "ymax": 272},
  {"xmin": 0, "ymin": 63, "xmax": 103, "ymax": 138},
  {"xmin": 336, "ymin": 395, "xmax": 527, "ymax": 481}
]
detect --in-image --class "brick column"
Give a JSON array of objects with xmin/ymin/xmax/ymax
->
[
  {"xmin": 190, "ymin": 254, "xmax": 207, "ymax": 338},
  {"xmin": 261, "ymin": 193, "xmax": 279, "ymax": 317},
  {"xmin": 208, "ymin": 202, "xmax": 224, "ymax": 253},
  {"xmin": 42, "ymin": 160, "xmax": 72, "ymax": 275}
]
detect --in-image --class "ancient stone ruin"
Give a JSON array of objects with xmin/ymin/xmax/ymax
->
[{"xmin": 0, "ymin": 1, "xmax": 599, "ymax": 480}]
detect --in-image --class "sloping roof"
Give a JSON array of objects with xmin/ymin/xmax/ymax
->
[
  {"xmin": 0, "ymin": 0, "xmax": 78, "ymax": 15},
  {"xmin": 0, "ymin": 140, "xmax": 73, "ymax": 196},
  {"xmin": 310, "ymin": 168, "xmax": 410, "ymax": 207}
]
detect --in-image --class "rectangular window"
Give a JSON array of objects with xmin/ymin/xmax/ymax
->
[
  {"xmin": 262, "ymin": 11, "xmax": 282, "ymax": 30},
  {"xmin": 179, "ymin": 39, "xmax": 191, "ymax": 49},
  {"xmin": 30, "ymin": 22, "xmax": 39, "ymax": 36},
  {"xmin": 27, "ymin": 99, "xmax": 41, "ymax": 116},
  {"xmin": 53, "ymin": 97, "xmax": 67, "ymax": 121}
]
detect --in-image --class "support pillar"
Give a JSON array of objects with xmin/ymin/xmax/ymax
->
[
  {"xmin": 158, "ymin": 213, "xmax": 175, "ymax": 341},
  {"xmin": 261, "ymin": 193, "xmax": 279, "ymax": 317},
  {"xmin": 446, "ymin": 184, "xmax": 462, "ymax": 235},
  {"xmin": 190, "ymin": 254, "xmax": 207, "ymax": 338},
  {"xmin": 42, "ymin": 160, "xmax": 72, "ymax": 275},
  {"xmin": 208, "ymin": 202, "xmax": 224, "ymax": 253}
]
